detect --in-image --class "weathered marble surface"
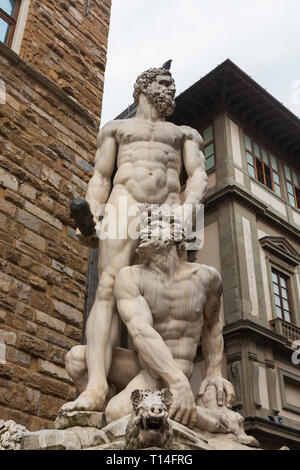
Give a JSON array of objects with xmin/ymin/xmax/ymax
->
[
  {"xmin": 21, "ymin": 429, "xmax": 81, "ymax": 451},
  {"xmin": 47, "ymin": 69, "xmax": 258, "ymax": 450},
  {"xmin": 55, "ymin": 410, "xmax": 105, "ymax": 430},
  {"xmin": 62, "ymin": 66, "xmax": 209, "ymax": 415},
  {"xmin": 19, "ymin": 413, "xmax": 261, "ymax": 450},
  {"xmin": 89, "ymin": 415, "xmax": 259, "ymax": 451}
]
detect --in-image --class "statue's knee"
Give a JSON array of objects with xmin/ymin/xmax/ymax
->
[
  {"xmin": 96, "ymin": 271, "xmax": 115, "ymax": 301},
  {"xmin": 66, "ymin": 345, "xmax": 84, "ymax": 362},
  {"xmin": 65, "ymin": 346, "xmax": 86, "ymax": 377},
  {"xmin": 65, "ymin": 348, "xmax": 75, "ymax": 368}
]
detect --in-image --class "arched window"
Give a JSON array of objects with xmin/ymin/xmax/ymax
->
[{"xmin": 0, "ymin": 0, "xmax": 21, "ymax": 48}]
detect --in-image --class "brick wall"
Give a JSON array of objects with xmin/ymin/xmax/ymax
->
[{"xmin": 0, "ymin": 0, "xmax": 111, "ymax": 431}]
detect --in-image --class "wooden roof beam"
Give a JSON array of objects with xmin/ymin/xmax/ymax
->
[
  {"xmin": 238, "ymin": 104, "xmax": 270, "ymax": 123},
  {"xmin": 250, "ymin": 108, "xmax": 278, "ymax": 127},
  {"xmin": 259, "ymin": 115, "xmax": 287, "ymax": 133},
  {"xmin": 194, "ymin": 84, "xmax": 218, "ymax": 105},
  {"xmin": 277, "ymin": 132, "xmax": 300, "ymax": 147},
  {"xmin": 178, "ymin": 99, "xmax": 204, "ymax": 123},
  {"xmin": 231, "ymin": 94, "xmax": 262, "ymax": 110},
  {"xmin": 267, "ymin": 122, "xmax": 295, "ymax": 141}
]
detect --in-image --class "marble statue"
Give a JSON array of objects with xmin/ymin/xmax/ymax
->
[
  {"xmin": 63, "ymin": 210, "xmax": 257, "ymax": 446},
  {"xmin": 0, "ymin": 67, "xmax": 279, "ymax": 451},
  {"xmin": 57, "ymin": 66, "xmax": 258, "ymax": 448},
  {"xmin": 105, "ymin": 213, "xmax": 230, "ymax": 428},
  {"xmin": 61, "ymin": 66, "xmax": 208, "ymax": 412},
  {"xmin": 125, "ymin": 389, "xmax": 173, "ymax": 450}
]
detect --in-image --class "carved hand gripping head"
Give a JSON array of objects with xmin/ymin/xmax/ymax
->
[{"xmin": 125, "ymin": 389, "xmax": 173, "ymax": 450}]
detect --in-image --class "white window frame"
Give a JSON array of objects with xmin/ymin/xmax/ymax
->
[{"xmin": 11, "ymin": 0, "xmax": 30, "ymax": 54}]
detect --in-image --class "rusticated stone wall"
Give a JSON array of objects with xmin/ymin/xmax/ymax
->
[
  {"xmin": 20, "ymin": 0, "xmax": 111, "ymax": 121},
  {"xmin": 0, "ymin": 0, "xmax": 111, "ymax": 431}
]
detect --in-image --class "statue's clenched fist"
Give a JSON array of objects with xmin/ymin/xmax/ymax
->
[{"xmin": 75, "ymin": 227, "xmax": 98, "ymax": 249}]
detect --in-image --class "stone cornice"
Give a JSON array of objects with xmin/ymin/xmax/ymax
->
[
  {"xmin": 0, "ymin": 42, "xmax": 98, "ymax": 130},
  {"xmin": 199, "ymin": 318, "xmax": 293, "ymax": 358},
  {"xmin": 205, "ymin": 183, "xmax": 300, "ymax": 243},
  {"xmin": 223, "ymin": 319, "xmax": 293, "ymax": 350},
  {"xmin": 169, "ymin": 59, "xmax": 300, "ymax": 162},
  {"xmin": 244, "ymin": 416, "xmax": 300, "ymax": 442}
]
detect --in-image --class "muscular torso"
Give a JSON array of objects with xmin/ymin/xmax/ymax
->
[
  {"xmin": 114, "ymin": 118, "xmax": 185, "ymax": 204},
  {"xmin": 136, "ymin": 263, "xmax": 216, "ymax": 379}
]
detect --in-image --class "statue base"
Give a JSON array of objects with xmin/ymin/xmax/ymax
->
[
  {"xmin": 88, "ymin": 415, "xmax": 260, "ymax": 451},
  {"xmin": 21, "ymin": 412, "xmax": 261, "ymax": 450},
  {"xmin": 54, "ymin": 410, "xmax": 106, "ymax": 430}
]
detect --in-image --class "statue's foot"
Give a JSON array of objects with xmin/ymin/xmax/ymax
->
[
  {"xmin": 60, "ymin": 389, "xmax": 106, "ymax": 413},
  {"xmin": 234, "ymin": 433, "xmax": 260, "ymax": 448}
]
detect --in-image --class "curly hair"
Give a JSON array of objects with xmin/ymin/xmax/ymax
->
[
  {"xmin": 133, "ymin": 67, "xmax": 175, "ymax": 103},
  {"xmin": 137, "ymin": 205, "xmax": 187, "ymax": 259}
]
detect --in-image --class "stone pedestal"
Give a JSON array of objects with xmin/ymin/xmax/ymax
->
[
  {"xmin": 89, "ymin": 415, "xmax": 260, "ymax": 451},
  {"xmin": 21, "ymin": 430, "xmax": 82, "ymax": 451},
  {"xmin": 55, "ymin": 410, "xmax": 105, "ymax": 430},
  {"xmin": 21, "ymin": 411, "xmax": 108, "ymax": 450},
  {"xmin": 20, "ymin": 412, "xmax": 262, "ymax": 450}
]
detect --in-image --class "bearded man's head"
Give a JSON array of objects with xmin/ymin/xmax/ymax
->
[
  {"xmin": 133, "ymin": 68, "xmax": 176, "ymax": 117},
  {"xmin": 136, "ymin": 206, "xmax": 186, "ymax": 262}
]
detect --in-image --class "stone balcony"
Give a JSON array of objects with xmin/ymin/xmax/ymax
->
[{"xmin": 270, "ymin": 318, "xmax": 300, "ymax": 343}]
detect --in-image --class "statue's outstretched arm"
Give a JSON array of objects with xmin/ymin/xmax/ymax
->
[
  {"xmin": 199, "ymin": 270, "xmax": 235, "ymax": 409},
  {"xmin": 181, "ymin": 126, "xmax": 208, "ymax": 206},
  {"xmin": 202, "ymin": 277, "xmax": 223, "ymax": 378},
  {"xmin": 115, "ymin": 267, "xmax": 185, "ymax": 385},
  {"xmin": 85, "ymin": 121, "xmax": 119, "ymax": 222},
  {"xmin": 114, "ymin": 267, "xmax": 197, "ymax": 427}
]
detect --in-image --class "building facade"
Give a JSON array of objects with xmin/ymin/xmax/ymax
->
[
  {"xmin": 115, "ymin": 60, "xmax": 300, "ymax": 449},
  {"xmin": 0, "ymin": 0, "xmax": 111, "ymax": 431},
  {"xmin": 170, "ymin": 60, "xmax": 300, "ymax": 450}
]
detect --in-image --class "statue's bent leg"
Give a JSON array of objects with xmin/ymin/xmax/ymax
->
[
  {"xmin": 108, "ymin": 347, "xmax": 141, "ymax": 390},
  {"xmin": 222, "ymin": 411, "xmax": 260, "ymax": 447},
  {"xmin": 195, "ymin": 385, "xmax": 233, "ymax": 433},
  {"xmin": 60, "ymin": 253, "xmax": 134, "ymax": 411},
  {"xmin": 60, "ymin": 266, "xmax": 120, "ymax": 412},
  {"xmin": 61, "ymin": 187, "xmax": 140, "ymax": 412},
  {"xmin": 204, "ymin": 407, "xmax": 259, "ymax": 446},
  {"xmin": 81, "ymin": 241, "xmax": 137, "ymax": 408},
  {"xmin": 196, "ymin": 386, "xmax": 259, "ymax": 444},
  {"xmin": 65, "ymin": 345, "xmax": 141, "ymax": 392},
  {"xmin": 105, "ymin": 370, "xmax": 159, "ymax": 424},
  {"xmin": 195, "ymin": 405, "xmax": 231, "ymax": 433}
]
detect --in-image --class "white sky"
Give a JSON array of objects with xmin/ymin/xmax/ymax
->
[{"xmin": 100, "ymin": 0, "xmax": 300, "ymax": 126}]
